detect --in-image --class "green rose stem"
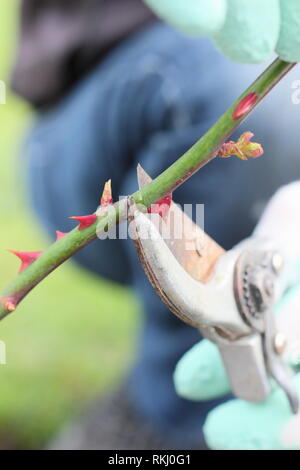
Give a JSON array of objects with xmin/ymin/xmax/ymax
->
[{"xmin": 0, "ymin": 58, "xmax": 296, "ymax": 320}]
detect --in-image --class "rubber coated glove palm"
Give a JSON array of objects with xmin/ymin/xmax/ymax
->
[{"xmin": 144, "ymin": 0, "xmax": 300, "ymax": 63}]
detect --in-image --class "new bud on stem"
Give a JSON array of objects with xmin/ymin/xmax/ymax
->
[
  {"xmin": 232, "ymin": 93, "xmax": 258, "ymax": 120},
  {"xmin": 218, "ymin": 132, "xmax": 264, "ymax": 161}
]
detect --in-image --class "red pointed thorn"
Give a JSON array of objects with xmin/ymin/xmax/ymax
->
[
  {"xmin": 8, "ymin": 250, "xmax": 42, "ymax": 272},
  {"xmin": 0, "ymin": 297, "xmax": 16, "ymax": 312},
  {"xmin": 101, "ymin": 180, "xmax": 113, "ymax": 207},
  {"xmin": 148, "ymin": 193, "xmax": 172, "ymax": 218},
  {"xmin": 232, "ymin": 92, "xmax": 258, "ymax": 120},
  {"xmin": 69, "ymin": 214, "xmax": 97, "ymax": 230},
  {"xmin": 56, "ymin": 231, "xmax": 68, "ymax": 241},
  {"xmin": 237, "ymin": 131, "xmax": 254, "ymax": 145}
]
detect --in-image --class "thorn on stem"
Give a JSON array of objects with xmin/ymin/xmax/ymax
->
[
  {"xmin": 148, "ymin": 193, "xmax": 172, "ymax": 218},
  {"xmin": 8, "ymin": 250, "xmax": 43, "ymax": 272},
  {"xmin": 232, "ymin": 92, "xmax": 258, "ymax": 120},
  {"xmin": 101, "ymin": 180, "xmax": 113, "ymax": 207},
  {"xmin": 56, "ymin": 231, "xmax": 68, "ymax": 241}
]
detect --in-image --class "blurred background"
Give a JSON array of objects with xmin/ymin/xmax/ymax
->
[{"xmin": 0, "ymin": 0, "xmax": 139, "ymax": 450}]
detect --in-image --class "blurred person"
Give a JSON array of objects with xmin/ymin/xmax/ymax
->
[{"xmin": 10, "ymin": 0, "xmax": 300, "ymax": 449}]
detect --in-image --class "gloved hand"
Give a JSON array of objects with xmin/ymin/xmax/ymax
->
[
  {"xmin": 174, "ymin": 182, "xmax": 300, "ymax": 450},
  {"xmin": 144, "ymin": 0, "xmax": 300, "ymax": 63}
]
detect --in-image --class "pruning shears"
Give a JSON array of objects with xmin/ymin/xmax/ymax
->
[{"xmin": 132, "ymin": 165, "xmax": 300, "ymax": 414}]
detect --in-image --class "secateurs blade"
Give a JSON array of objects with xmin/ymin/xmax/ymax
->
[{"xmin": 131, "ymin": 165, "xmax": 299, "ymax": 414}]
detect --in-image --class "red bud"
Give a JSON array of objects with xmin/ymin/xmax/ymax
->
[
  {"xmin": 232, "ymin": 92, "xmax": 258, "ymax": 120},
  {"xmin": 5, "ymin": 300, "xmax": 16, "ymax": 312},
  {"xmin": 56, "ymin": 231, "xmax": 68, "ymax": 241},
  {"xmin": 218, "ymin": 131, "xmax": 263, "ymax": 161}
]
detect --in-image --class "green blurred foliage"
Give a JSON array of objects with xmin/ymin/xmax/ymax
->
[{"xmin": 0, "ymin": 0, "xmax": 138, "ymax": 449}]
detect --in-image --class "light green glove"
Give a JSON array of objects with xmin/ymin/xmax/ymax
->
[
  {"xmin": 174, "ymin": 285, "xmax": 300, "ymax": 450},
  {"xmin": 144, "ymin": 0, "xmax": 300, "ymax": 63}
]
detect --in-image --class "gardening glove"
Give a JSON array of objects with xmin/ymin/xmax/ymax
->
[
  {"xmin": 174, "ymin": 181, "xmax": 300, "ymax": 450},
  {"xmin": 144, "ymin": 0, "xmax": 300, "ymax": 63}
]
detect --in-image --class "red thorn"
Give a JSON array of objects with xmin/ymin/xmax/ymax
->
[
  {"xmin": 148, "ymin": 194, "xmax": 172, "ymax": 218},
  {"xmin": 232, "ymin": 92, "xmax": 258, "ymax": 120},
  {"xmin": 101, "ymin": 180, "xmax": 113, "ymax": 207},
  {"xmin": 8, "ymin": 250, "xmax": 42, "ymax": 272},
  {"xmin": 69, "ymin": 214, "xmax": 97, "ymax": 230},
  {"xmin": 218, "ymin": 131, "xmax": 263, "ymax": 161},
  {"xmin": 56, "ymin": 231, "xmax": 68, "ymax": 241}
]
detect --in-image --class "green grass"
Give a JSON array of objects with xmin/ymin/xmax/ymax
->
[{"xmin": 0, "ymin": 1, "xmax": 138, "ymax": 449}]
